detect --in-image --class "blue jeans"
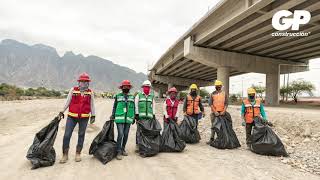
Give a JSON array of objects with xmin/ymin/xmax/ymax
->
[
  {"xmin": 116, "ymin": 123, "xmax": 131, "ymax": 153},
  {"xmin": 62, "ymin": 116, "xmax": 89, "ymax": 152}
]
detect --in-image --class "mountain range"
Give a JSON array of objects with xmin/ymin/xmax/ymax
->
[{"xmin": 0, "ymin": 39, "xmax": 146, "ymax": 91}]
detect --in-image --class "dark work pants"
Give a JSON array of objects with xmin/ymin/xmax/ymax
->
[
  {"xmin": 245, "ymin": 122, "xmax": 255, "ymax": 145},
  {"xmin": 116, "ymin": 123, "xmax": 131, "ymax": 153},
  {"xmin": 189, "ymin": 114, "xmax": 200, "ymax": 126},
  {"xmin": 63, "ymin": 116, "xmax": 89, "ymax": 152},
  {"xmin": 210, "ymin": 113, "xmax": 216, "ymax": 141}
]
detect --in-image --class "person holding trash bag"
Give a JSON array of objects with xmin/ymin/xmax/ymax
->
[
  {"xmin": 160, "ymin": 87, "xmax": 185, "ymax": 152},
  {"xmin": 163, "ymin": 87, "xmax": 180, "ymax": 128},
  {"xmin": 59, "ymin": 72, "xmax": 96, "ymax": 163},
  {"xmin": 134, "ymin": 80, "xmax": 156, "ymax": 148},
  {"xmin": 207, "ymin": 80, "xmax": 228, "ymax": 144},
  {"xmin": 26, "ymin": 113, "xmax": 64, "ymax": 169},
  {"xmin": 241, "ymin": 88, "xmax": 267, "ymax": 148},
  {"xmin": 183, "ymin": 84, "xmax": 205, "ymax": 125},
  {"xmin": 110, "ymin": 80, "xmax": 135, "ymax": 160}
]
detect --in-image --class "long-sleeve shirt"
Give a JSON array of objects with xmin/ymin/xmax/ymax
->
[
  {"xmin": 163, "ymin": 98, "xmax": 181, "ymax": 118},
  {"xmin": 183, "ymin": 94, "xmax": 204, "ymax": 113},
  {"xmin": 134, "ymin": 92, "xmax": 156, "ymax": 115},
  {"xmin": 241, "ymin": 100, "xmax": 266, "ymax": 120},
  {"xmin": 208, "ymin": 90, "xmax": 228, "ymax": 112},
  {"xmin": 61, "ymin": 88, "xmax": 96, "ymax": 116}
]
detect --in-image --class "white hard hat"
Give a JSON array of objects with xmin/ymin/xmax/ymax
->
[{"xmin": 142, "ymin": 80, "xmax": 151, "ymax": 87}]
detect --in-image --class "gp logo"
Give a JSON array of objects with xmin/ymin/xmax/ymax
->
[{"xmin": 272, "ymin": 10, "xmax": 311, "ymax": 31}]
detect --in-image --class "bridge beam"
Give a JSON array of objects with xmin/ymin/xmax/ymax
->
[
  {"xmin": 184, "ymin": 36, "xmax": 308, "ymax": 74},
  {"xmin": 150, "ymin": 72, "xmax": 211, "ymax": 87}
]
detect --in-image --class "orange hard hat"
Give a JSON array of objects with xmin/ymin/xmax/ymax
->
[
  {"xmin": 77, "ymin": 72, "xmax": 91, "ymax": 82},
  {"xmin": 168, "ymin": 87, "xmax": 178, "ymax": 93},
  {"xmin": 119, "ymin": 80, "xmax": 132, "ymax": 89}
]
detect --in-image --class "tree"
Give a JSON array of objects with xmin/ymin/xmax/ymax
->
[
  {"xmin": 199, "ymin": 89, "xmax": 209, "ymax": 98},
  {"xmin": 251, "ymin": 85, "xmax": 266, "ymax": 100},
  {"xmin": 280, "ymin": 86, "xmax": 290, "ymax": 101},
  {"xmin": 289, "ymin": 80, "xmax": 315, "ymax": 103}
]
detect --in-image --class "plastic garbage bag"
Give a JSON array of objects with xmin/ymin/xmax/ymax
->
[
  {"xmin": 210, "ymin": 112, "xmax": 241, "ymax": 149},
  {"xmin": 89, "ymin": 120, "xmax": 117, "ymax": 164},
  {"xmin": 26, "ymin": 115, "xmax": 62, "ymax": 169},
  {"xmin": 250, "ymin": 117, "xmax": 288, "ymax": 157},
  {"xmin": 137, "ymin": 118, "xmax": 162, "ymax": 157},
  {"xmin": 179, "ymin": 115, "xmax": 201, "ymax": 144},
  {"xmin": 161, "ymin": 119, "xmax": 186, "ymax": 152}
]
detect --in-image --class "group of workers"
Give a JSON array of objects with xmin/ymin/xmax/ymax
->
[{"xmin": 58, "ymin": 72, "xmax": 267, "ymax": 163}]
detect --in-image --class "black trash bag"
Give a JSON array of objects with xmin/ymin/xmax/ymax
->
[
  {"xmin": 26, "ymin": 115, "xmax": 62, "ymax": 169},
  {"xmin": 250, "ymin": 117, "xmax": 288, "ymax": 157},
  {"xmin": 137, "ymin": 118, "xmax": 162, "ymax": 157},
  {"xmin": 210, "ymin": 112, "xmax": 241, "ymax": 149},
  {"xmin": 160, "ymin": 119, "xmax": 186, "ymax": 152},
  {"xmin": 179, "ymin": 115, "xmax": 201, "ymax": 144},
  {"xmin": 89, "ymin": 120, "xmax": 117, "ymax": 164}
]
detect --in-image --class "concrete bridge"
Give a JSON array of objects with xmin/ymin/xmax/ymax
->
[{"xmin": 149, "ymin": 0, "xmax": 320, "ymax": 105}]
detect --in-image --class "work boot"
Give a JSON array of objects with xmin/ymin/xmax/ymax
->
[
  {"xmin": 59, "ymin": 149, "xmax": 69, "ymax": 164},
  {"xmin": 75, "ymin": 151, "xmax": 81, "ymax": 162},
  {"xmin": 116, "ymin": 152, "xmax": 123, "ymax": 160},
  {"xmin": 122, "ymin": 150, "xmax": 128, "ymax": 156}
]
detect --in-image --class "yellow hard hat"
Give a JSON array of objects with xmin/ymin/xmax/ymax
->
[
  {"xmin": 214, "ymin": 80, "xmax": 223, "ymax": 86},
  {"xmin": 247, "ymin": 88, "xmax": 256, "ymax": 94},
  {"xmin": 189, "ymin": 84, "xmax": 198, "ymax": 90}
]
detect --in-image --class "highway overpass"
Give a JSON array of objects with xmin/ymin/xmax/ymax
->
[{"xmin": 149, "ymin": 0, "xmax": 320, "ymax": 105}]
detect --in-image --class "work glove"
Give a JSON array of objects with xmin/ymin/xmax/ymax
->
[
  {"xmin": 132, "ymin": 119, "xmax": 135, "ymax": 125},
  {"xmin": 135, "ymin": 114, "xmax": 139, "ymax": 121},
  {"xmin": 214, "ymin": 112, "xmax": 219, "ymax": 117},
  {"xmin": 267, "ymin": 121, "xmax": 273, "ymax": 127},
  {"xmin": 90, "ymin": 116, "xmax": 95, "ymax": 124},
  {"xmin": 110, "ymin": 115, "xmax": 115, "ymax": 121},
  {"xmin": 58, "ymin": 112, "xmax": 65, "ymax": 119}
]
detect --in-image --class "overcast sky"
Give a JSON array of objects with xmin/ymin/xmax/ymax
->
[{"xmin": 0, "ymin": 0, "xmax": 319, "ymax": 95}]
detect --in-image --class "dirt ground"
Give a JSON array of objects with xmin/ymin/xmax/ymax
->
[{"xmin": 0, "ymin": 98, "xmax": 319, "ymax": 180}]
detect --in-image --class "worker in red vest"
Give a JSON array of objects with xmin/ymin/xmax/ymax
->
[
  {"xmin": 163, "ymin": 87, "xmax": 180, "ymax": 128},
  {"xmin": 207, "ymin": 80, "xmax": 228, "ymax": 144},
  {"xmin": 59, "ymin": 72, "xmax": 96, "ymax": 163}
]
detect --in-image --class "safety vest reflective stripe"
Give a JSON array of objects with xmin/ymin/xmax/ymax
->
[
  {"xmin": 68, "ymin": 112, "xmax": 90, "ymax": 118},
  {"xmin": 72, "ymin": 91, "xmax": 92, "ymax": 95},
  {"xmin": 139, "ymin": 98, "xmax": 152, "ymax": 102},
  {"xmin": 115, "ymin": 116, "xmax": 134, "ymax": 121}
]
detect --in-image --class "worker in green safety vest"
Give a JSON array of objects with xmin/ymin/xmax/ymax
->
[
  {"xmin": 134, "ymin": 80, "xmax": 156, "ymax": 151},
  {"xmin": 110, "ymin": 80, "xmax": 135, "ymax": 160}
]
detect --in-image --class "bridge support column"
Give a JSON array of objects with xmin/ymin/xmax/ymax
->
[
  {"xmin": 217, "ymin": 66, "xmax": 230, "ymax": 97},
  {"xmin": 265, "ymin": 66, "xmax": 280, "ymax": 106},
  {"xmin": 158, "ymin": 88, "xmax": 164, "ymax": 98}
]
